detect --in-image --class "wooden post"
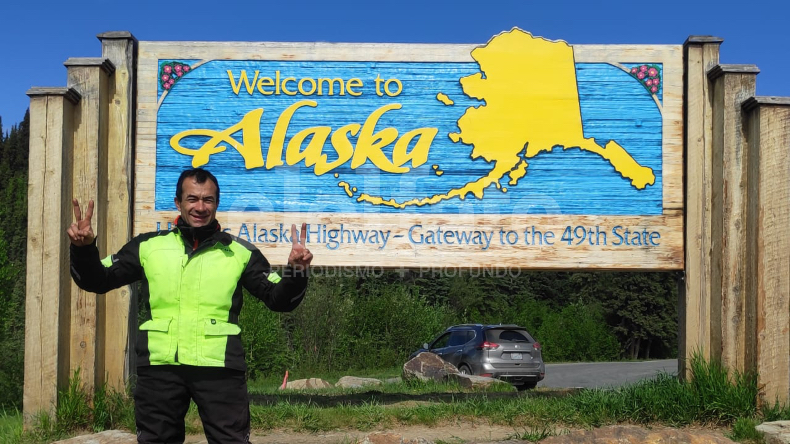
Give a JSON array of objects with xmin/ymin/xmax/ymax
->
[
  {"xmin": 743, "ymin": 96, "xmax": 790, "ymax": 406},
  {"xmin": 708, "ymin": 64, "xmax": 759, "ymax": 375},
  {"xmin": 681, "ymin": 36, "xmax": 722, "ymax": 377},
  {"xmin": 64, "ymin": 57, "xmax": 115, "ymax": 394},
  {"xmin": 23, "ymin": 87, "xmax": 80, "ymax": 422},
  {"xmin": 98, "ymin": 31, "xmax": 137, "ymax": 391}
]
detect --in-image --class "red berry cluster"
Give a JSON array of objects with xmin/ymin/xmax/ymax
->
[
  {"xmin": 159, "ymin": 62, "xmax": 191, "ymax": 90},
  {"xmin": 629, "ymin": 64, "xmax": 661, "ymax": 95}
]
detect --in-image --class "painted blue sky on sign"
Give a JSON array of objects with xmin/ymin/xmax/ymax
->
[{"xmin": 155, "ymin": 60, "xmax": 663, "ymax": 215}]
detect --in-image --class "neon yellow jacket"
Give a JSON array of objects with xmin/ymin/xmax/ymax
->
[{"xmin": 70, "ymin": 224, "xmax": 307, "ymax": 371}]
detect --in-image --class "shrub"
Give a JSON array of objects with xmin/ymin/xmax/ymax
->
[{"xmin": 536, "ymin": 302, "xmax": 620, "ymax": 362}]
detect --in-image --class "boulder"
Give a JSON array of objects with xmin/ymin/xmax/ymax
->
[
  {"xmin": 402, "ymin": 352, "xmax": 458, "ymax": 382},
  {"xmin": 756, "ymin": 420, "xmax": 790, "ymax": 444},
  {"xmin": 284, "ymin": 377, "xmax": 332, "ymax": 390},
  {"xmin": 52, "ymin": 430, "xmax": 137, "ymax": 443},
  {"xmin": 446, "ymin": 373, "xmax": 515, "ymax": 390},
  {"xmin": 335, "ymin": 376, "xmax": 383, "ymax": 389}
]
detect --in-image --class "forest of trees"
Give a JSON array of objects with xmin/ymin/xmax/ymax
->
[
  {"xmin": 0, "ymin": 112, "xmax": 30, "ymax": 409},
  {"xmin": 0, "ymin": 110, "xmax": 681, "ymax": 409}
]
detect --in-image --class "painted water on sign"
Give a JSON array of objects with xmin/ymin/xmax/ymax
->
[{"xmin": 156, "ymin": 31, "xmax": 663, "ymax": 215}]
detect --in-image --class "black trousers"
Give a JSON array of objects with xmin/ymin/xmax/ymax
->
[{"xmin": 134, "ymin": 365, "xmax": 251, "ymax": 444}]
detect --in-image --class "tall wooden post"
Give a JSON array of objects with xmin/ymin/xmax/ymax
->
[
  {"xmin": 98, "ymin": 31, "xmax": 137, "ymax": 391},
  {"xmin": 743, "ymin": 96, "xmax": 790, "ymax": 405},
  {"xmin": 681, "ymin": 36, "xmax": 722, "ymax": 376},
  {"xmin": 708, "ymin": 64, "xmax": 759, "ymax": 375},
  {"xmin": 64, "ymin": 57, "xmax": 115, "ymax": 394},
  {"xmin": 23, "ymin": 87, "xmax": 80, "ymax": 421}
]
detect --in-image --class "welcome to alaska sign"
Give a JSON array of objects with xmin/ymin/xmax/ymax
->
[{"xmin": 136, "ymin": 28, "xmax": 683, "ymax": 270}]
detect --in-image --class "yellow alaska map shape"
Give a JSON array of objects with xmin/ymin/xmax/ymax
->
[{"xmin": 358, "ymin": 28, "xmax": 655, "ymax": 208}]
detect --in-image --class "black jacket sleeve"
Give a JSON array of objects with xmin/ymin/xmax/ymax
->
[
  {"xmin": 70, "ymin": 237, "xmax": 144, "ymax": 294},
  {"xmin": 240, "ymin": 248, "xmax": 308, "ymax": 312}
]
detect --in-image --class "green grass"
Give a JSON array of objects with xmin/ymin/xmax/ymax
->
[
  {"xmin": 6, "ymin": 355, "xmax": 789, "ymax": 443},
  {"xmin": 508, "ymin": 425, "xmax": 563, "ymax": 441},
  {"xmin": 0, "ymin": 370, "xmax": 136, "ymax": 444},
  {"xmin": 728, "ymin": 417, "xmax": 765, "ymax": 443},
  {"xmin": 0, "ymin": 407, "xmax": 23, "ymax": 444}
]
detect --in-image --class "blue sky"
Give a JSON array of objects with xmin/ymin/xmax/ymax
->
[{"xmin": 1, "ymin": 0, "xmax": 787, "ymax": 128}]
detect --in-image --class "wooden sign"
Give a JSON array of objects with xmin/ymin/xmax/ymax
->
[{"xmin": 135, "ymin": 28, "xmax": 683, "ymax": 270}]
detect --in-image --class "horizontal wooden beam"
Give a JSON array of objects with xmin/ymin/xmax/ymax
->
[
  {"xmin": 64, "ymin": 58, "xmax": 116, "ymax": 75},
  {"xmin": 708, "ymin": 64, "xmax": 760, "ymax": 80},
  {"xmin": 96, "ymin": 30, "xmax": 137, "ymax": 41},
  {"xmin": 26, "ymin": 87, "xmax": 81, "ymax": 104},
  {"xmin": 743, "ymin": 96, "xmax": 790, "ymax": 110},
  {"xmin": 684, "ymin": 36, "xmax": 724, "ymax": 45}
]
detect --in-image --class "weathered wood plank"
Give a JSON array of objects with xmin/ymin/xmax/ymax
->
[
  {"xmin": 23, "ymin": 91, "xmax": 76, "ymax": 422},
  {"xmin": 681, "ymin": 37, "xmax": 721, "ymax": 376},
  {"xmin": 709, "ymin": 64, "xmax": 759, "ymax": 374},
  {"xmin": 132, "ymin": 211, "xmax": 683, "ymax": 270},
  {"xmin": 66, "ymin": 60, "xmax": 112, "ymax": 394},
  {"xmin": 23, "ymin": 96, "xmax": 51, "ymax": 420},
  {"xmin": 743, "ymin": 98, "xmax": 790, "ymax": 405},
  {"xmin": 99, "ymin": 32, "xmax": 137, "ymax": 391},
  {"xmin": 139, "ymin": 40, "xmax": 680, "ymax": 63}
]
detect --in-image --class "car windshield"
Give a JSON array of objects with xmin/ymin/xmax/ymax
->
[{"xmin": 486, "ymin": 328, "xmax": 531, "ymax": 342}]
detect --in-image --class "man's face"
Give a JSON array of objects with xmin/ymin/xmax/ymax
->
[{"xmin": 175, "ymin": 177, "xmax": 218, "ymax": 227}]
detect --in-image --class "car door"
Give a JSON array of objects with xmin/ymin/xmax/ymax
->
[
  {"xmin": 443, "ymin": 330, "xmax": 472, "ymax": 367},
  {"xmin": 428, "ymin": 332, "xmax": 453, "ymax": 359}
]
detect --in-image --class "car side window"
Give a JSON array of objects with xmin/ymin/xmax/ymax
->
[
  {"xmin": 467, "ymin": 330, "xmax": 476, "ymax": 343},
  {"xmin": 431, "ymin": 333, "xmax": 451, "ymax": 349},
  {"xmin": 447, "ymin": 331, "xmax": 468, "ymax": 347}
]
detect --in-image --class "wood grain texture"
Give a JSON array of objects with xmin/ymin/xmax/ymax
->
[
  {"xmin": 745, "ymin": 102, "xmax": 790, "ymax": 405},
  {"xmin": 681, "ymin": 40, "xmax": 721, "ymax": 375},
  {"xmin": 23, "ymin": 93, "xmax": 75, "ymax": 422},
  {"xmin": 135, "ymin": 39, "xmax": 683, "ymax": 271},
  {"xmin": 99, "ymin": 34, "xmax": 136, "ymax": 392},
  {"xmin": 67, "ymin": 62, "xmax": 111, "ymax": 394},
  {"xmin": 710, "ymin": 66, "xmax": 758, "ymax": 374},
  {"xmin": 136, "ymin": 211, "xmax": 682, "ymax": 270}
]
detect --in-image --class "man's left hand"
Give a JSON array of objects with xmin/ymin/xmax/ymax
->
[{"xmin": 288, "ymin": 223, "xmax": 313, "ymax": 270}]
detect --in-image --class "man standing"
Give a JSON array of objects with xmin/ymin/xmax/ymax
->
[{"xmin": 67, "ymin": 168, "xmax": 312, "ymax": 444}]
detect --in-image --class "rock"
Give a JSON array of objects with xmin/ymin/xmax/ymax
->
[
  {"xmin": 284, "ymin": 377, "xmax": 332, "ymax": 390},
  {"xmin": 757, "ymin": 420, "xmax": 790, "ymax": 444},
  {"xmin": 335, "ymin": 376, "xmax": 383, "ymax": 389},
  {"xmin": 402, "ymin": 352, "xmax": 458, "ymax": 382},
  {"xmin": 539, "ymin": 425, "xmax": 737, "ymax": 444},
  {"xmin": 446, "ymin": 373, "xmax": 515, "ymax": 390},
  {"xmin": 384, "ymin": 377, "xmax": 402, "ymax": 384},
  {"xmin": 51, "ymin": 430, "xmax": 137, "ymax": 443},
  {"xmin": 357, "ymin": 431, "xmax": 432, "ymax": 444}
]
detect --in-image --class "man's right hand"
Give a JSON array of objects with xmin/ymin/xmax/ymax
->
[{"xmin": 67, "ymin": 198, "xmax": 95, "ymax": 246}]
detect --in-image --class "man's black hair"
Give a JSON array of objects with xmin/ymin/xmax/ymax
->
[{"xmin": 175, "ymin": 168, "xmax": 220, "ymax": 203}]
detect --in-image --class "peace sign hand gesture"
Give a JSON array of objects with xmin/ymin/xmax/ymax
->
[
  {"xmin": 288, "ymin": 223, "xmax": 313, "ymax": 270},
  {"xmin": 67, "ymin": 199, "xmax": 96, "ymax": 247}
]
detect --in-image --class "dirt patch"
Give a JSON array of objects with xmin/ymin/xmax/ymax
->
[
  {"xmin": 182, "ymin": 423, "xmax": 736, "ymax": 444},
  {"xmin": 187, "ymin": 423, "xmax": 521, "ymax": 444}
]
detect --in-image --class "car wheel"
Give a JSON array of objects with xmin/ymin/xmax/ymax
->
[
  {"xmin": 458, "ymin": 364, "xmax": 472, "ymax": 375},
  {"xmin": 517, "ymin": 381, "xmax": 538, "ymax": 390}
]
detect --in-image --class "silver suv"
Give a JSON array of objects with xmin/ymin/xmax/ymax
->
[{"xmin": 412, "ymin": 324, "xmax": 545, "ymax": 389}]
